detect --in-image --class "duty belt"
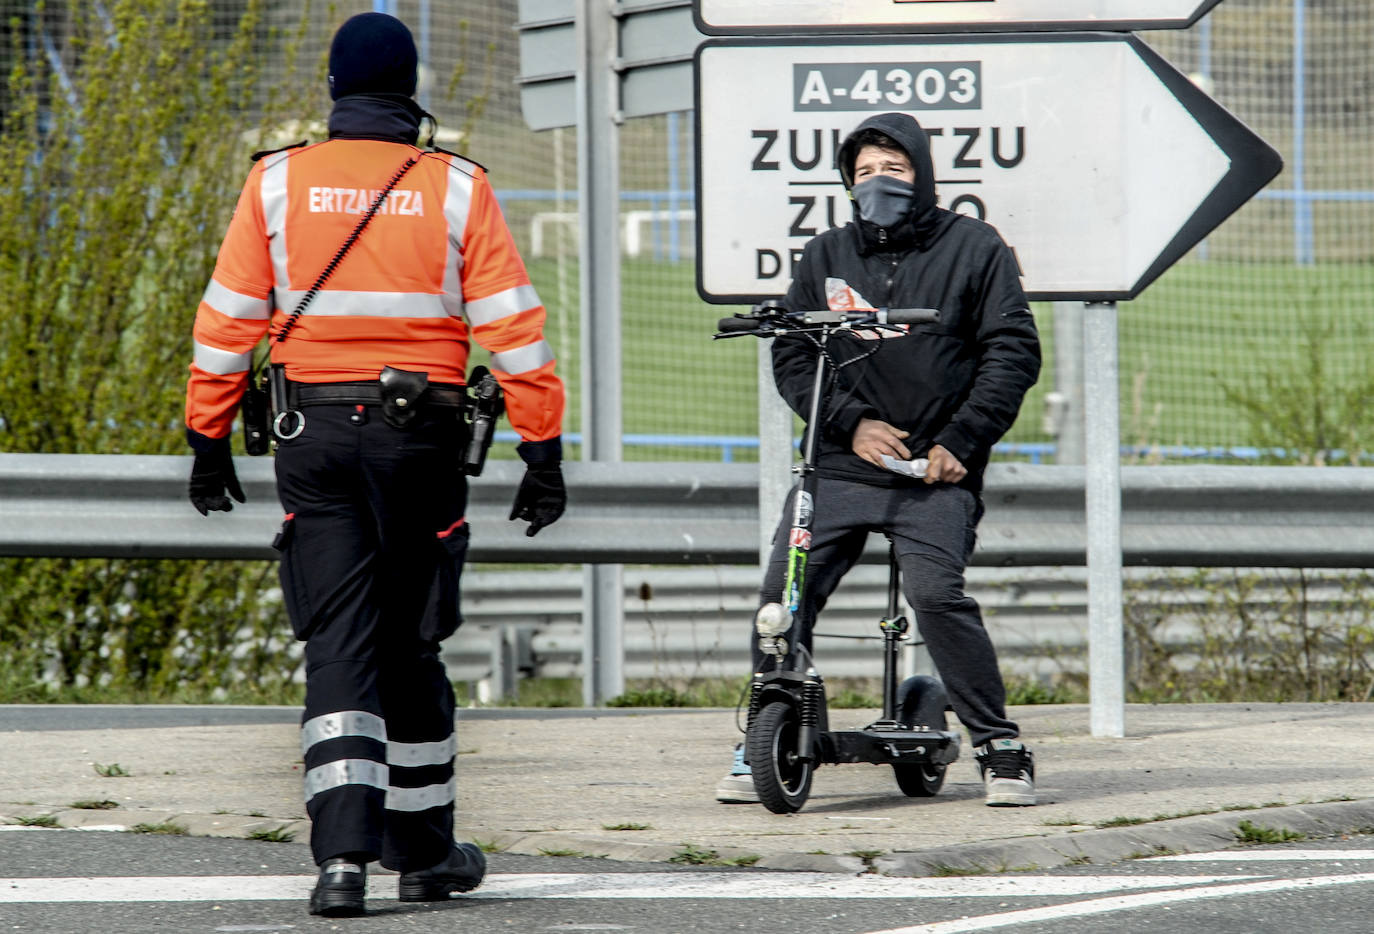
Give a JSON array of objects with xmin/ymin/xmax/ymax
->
[
  {"xmin": 292, "ymin": 379, "xmax": 469, "ymax": 409},
  {"xmin": 293, "ymin": 381, "xmax": 467, "ymax": 409}
]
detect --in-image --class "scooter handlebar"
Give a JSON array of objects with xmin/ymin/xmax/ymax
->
[
  {"xmin": 882, "ymin": 307, "xmax": 940, "ymax": 325},
  {"xmin": 716, "ymin": 316, "xmax": 765, "ymax": 332},
  {"xmin": 714, "ymin": 305, "xmax": 940, "ymax": 338}
]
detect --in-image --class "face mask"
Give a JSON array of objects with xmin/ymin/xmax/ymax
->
[{"xmin": 852, "ymin": 174, "xmax": 915, "ymax": 228}]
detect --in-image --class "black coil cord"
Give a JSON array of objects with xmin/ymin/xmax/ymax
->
[{"xmin": 252, "ymin": 154, "xmax": 420, "ymax": 440}]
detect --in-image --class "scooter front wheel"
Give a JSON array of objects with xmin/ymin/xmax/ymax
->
[{"xmin": 747, "ymin": 700, "xmax": 813, "ymax": 813}]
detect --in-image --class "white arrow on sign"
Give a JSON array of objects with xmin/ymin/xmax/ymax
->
[
  {"xmin": 693, "ymin": 34, "xmax": 1282, "ymax": 303},
  {"xmin": 694, "ymin": 0, "xmax": 1223, "ymax": 35}
]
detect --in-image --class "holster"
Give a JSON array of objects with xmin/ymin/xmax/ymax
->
[
  {"xmin": 461, "ymin": 366, "xmax": 504, "ymax": 476},
  {"xmin": 241, "ymin": 375, "xmax": 271, "ymax": 456},
  {"xmin": 379, "ymin": 366, "xmax": 430, "ymax": 429}
]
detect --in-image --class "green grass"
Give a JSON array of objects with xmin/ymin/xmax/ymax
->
[
  {"xmin": 1005, "ymin": 677, "xmax": 1083, "ymax": 705},
  {"xmin": 1234, "ymin": 819, "xmax": 1305, "ymax": 845},
  {"xmin": 668, "ymin": 844, "xmax": 760, "ymax": 867},
  {"xmin": 522, "ymin": 255, "xmax": 1374, "ymax": 462},
  {"xmin": 538, "ymin": 847, "xmax": 606, "ymax": 859},
  {"xmin": 931, "ymin": 863, "xmax": 993, "ymax": 876},
  {"xmin": 455, "ymin": 676, "xmax": 753, "ymax": 709},
  {"xmin": 448, "ymin": 674, "xmax": 1085, "ymax": 709},
  {"xmin": 129, "ymin": 821, "xmax": 187, "ymax": 835},
  {"xmin": 15, "ymin": 814, "xmax": 59, "ymax": 828},
  {"xmin": 4, "ymin": 682, "xmax": 305, "ymax": 706}
]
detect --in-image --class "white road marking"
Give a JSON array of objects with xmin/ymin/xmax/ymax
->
[
  {"xmin": 859, "ymin": 872, "xmax": 1374, "ymax": 934},
  {"xmin": 0, "ymin": 872, "xmax": 1257, "ymax": 903},
  {"xmin": 463, "ymin": 872, "xmax": 1255, "ymax": 899},
  {"xmin": 0, "ymin": 824, "xmax": 127, "ymax": 832},
  {"xmin": 1148, "ymin": 849, "xmax": 1374, "ymax": 861}
]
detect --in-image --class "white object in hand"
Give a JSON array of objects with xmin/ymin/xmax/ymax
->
[{"xmin": 879, "ymin": 455, "xmax": 930, "ymax": 479}]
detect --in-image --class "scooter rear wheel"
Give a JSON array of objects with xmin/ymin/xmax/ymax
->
[
  {"xmin": 892, "ymin": 675, "xmax": 950, "ymax": 797},
  {"xmin": 747, "ymin": 700, "xmax": 813, "ymax": 813}
]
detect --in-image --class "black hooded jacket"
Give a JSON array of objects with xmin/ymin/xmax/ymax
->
[{"xmin": 776, "ymin": 112, "xmax": 1041, "ymax": 494}]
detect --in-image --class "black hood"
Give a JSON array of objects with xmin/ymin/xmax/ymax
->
[{"xmin": 836, "ymin": 112, "xmax": 943, "ymax": 252}]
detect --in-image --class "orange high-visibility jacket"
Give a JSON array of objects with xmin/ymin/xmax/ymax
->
[{"xmin": 185, "ymin": 138, "xmax": 564, "ymax": 444}]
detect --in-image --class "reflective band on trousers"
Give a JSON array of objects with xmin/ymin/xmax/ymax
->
[
  {"xmin": 304, "ymin": 758, "xmax": 388, "ymax": 800},
  {"xmin": 300, "ymin": 711, "xmax": 386, "ymax": 755},
  {"xmin": 387, "ymin": 777, "xmax": 457, "ymax": 813},
  {"xmin": 388, "ymin": 734, "xmax": 457, "ymax": 767},
  {"xmin": 304, "ymin": 760, "xmax": 456, "ymax": 812},
  {"xmin": 300, "ymin": 712, "xmax": 455, "ymax": 767}
]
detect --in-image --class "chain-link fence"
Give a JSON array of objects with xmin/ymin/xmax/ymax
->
[{"xmin": 4, "ymin": 0, "xmax": 1371, "ymax": 464}]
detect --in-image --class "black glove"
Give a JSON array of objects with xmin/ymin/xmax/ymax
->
[
  {"xmin": 510, "ymin": 463, "xmax": 566, "ymax": 537},
  {"xmin": 188, "ymin": 435, "xmax": 245, "ymax": 516}
]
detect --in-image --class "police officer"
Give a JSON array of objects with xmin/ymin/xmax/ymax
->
[{"xmin": 184, "ymin": 12, "xmax": 566, "ymax": 916}]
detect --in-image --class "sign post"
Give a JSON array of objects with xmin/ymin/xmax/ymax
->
[{"xmin": 1083, "ymin": 301, "xmax": 1124, "ymax": 737}]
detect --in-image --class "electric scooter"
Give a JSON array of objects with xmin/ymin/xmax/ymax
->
[{"xmin": 714, "ymin": 301, "xmax": 963, "ymax": 814}]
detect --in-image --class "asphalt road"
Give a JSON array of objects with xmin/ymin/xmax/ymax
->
[{"xmin": 4, "ymin": 828, "xmax": 1374, "ymax": 934}]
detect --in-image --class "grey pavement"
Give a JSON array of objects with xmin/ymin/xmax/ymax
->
[{"xmin": 3, "ymin": 703, "xmax": 1372, "ymax": 876}]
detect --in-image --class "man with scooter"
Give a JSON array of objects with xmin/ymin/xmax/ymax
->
[{"xmin": 715, "ymin": 112, "xmax": 1042, "ymax": 808}]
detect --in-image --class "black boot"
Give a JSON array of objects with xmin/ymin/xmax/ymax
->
[
  {"xmin": 309, "ymin": 857, "xmax": 367, "ymax": 916},
  {"xmin": 397, "ymin": 842, "xmax": 487, "ymax": 901}
]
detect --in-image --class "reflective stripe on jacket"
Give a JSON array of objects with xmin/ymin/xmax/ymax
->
[{"xmin": 185, "ymin": 138, "xmax": 564, "ymax": 443}]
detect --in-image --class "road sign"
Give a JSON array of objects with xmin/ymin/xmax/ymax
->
[
  {"xmin": 516, "ymin": 0, "xmax": 701, "ymax": 130},
  {"xmin": 694, "ymin": 0, "xmax": 1223, "ymax": 35},
  {"xmin": 693, "ymin": 34, "xmax": 1282, "ymax": 304}
]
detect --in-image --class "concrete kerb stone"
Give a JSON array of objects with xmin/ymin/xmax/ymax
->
[
  {"xmin": 175, "ymin": 814, "xmax": 309, "ymax": 840},
  {"xmin": 756, "ymin": 852, "xmax": 870, "ymax": 873},
  {"xmin": 474, "ymin": 828, "xmax": 772, "ymax": 867},
  {"xmin": 0, "ymin": 805, "xmax": 307, "ymax": 843},
  {"xmin": 457, "ymin": 828, "xmax": 870, "ymax": 873},
  {"xmin": 874, "ymin": 797, "xmax": 1374, "ymax": 877},
  {"xmin": 12, "ymin": 797, "xmax": 1374, "ymax": 876}
]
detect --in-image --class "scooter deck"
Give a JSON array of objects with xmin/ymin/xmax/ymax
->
[{"xmin": 818, "ymin": 723, "xmax": 961, "ymax": 766}]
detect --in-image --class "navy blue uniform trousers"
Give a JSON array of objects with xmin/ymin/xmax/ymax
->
[
  {"xmin": 273, "ymin": 403, "xmax": 468, "ymax": 871},
  {"xmin": 755, "ymin": 476, "xmax": 1018, "ymax": 747}
]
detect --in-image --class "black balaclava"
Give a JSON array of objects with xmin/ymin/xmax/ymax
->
[
  {"xmin": 325, "ymin": 13, "xmax": 429, "ymax": 146},
  {"xmin": 836, "ymin": 112, "xmax": 942, "ymax": 252},
  {"xmin": 328, "ymin": 12, "xmax": 417, "ymax": 100}
]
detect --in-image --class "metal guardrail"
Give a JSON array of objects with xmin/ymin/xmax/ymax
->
[
  {"xmin": 446, "ymin": 565, "xmax": 1088, "ymax": 689},
  {"xmin": 4, "ymin": 454, "xmax": 1374, "ymax": 567},
  {"xmin": 0, "ymin": 455, "xmax": 754, "ymax": 564},
  {"xmin": 445, "ymin": 564, "xmax": 1372, "ymax": 690}
]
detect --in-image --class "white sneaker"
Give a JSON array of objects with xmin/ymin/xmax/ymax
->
[
  {"xmin": 975, "ymin": 739, "xmax": 1036, "ymax": 807},
  {"xmin": 714, "ymin": 743, "xmax": 758, "ymax": 804}
]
